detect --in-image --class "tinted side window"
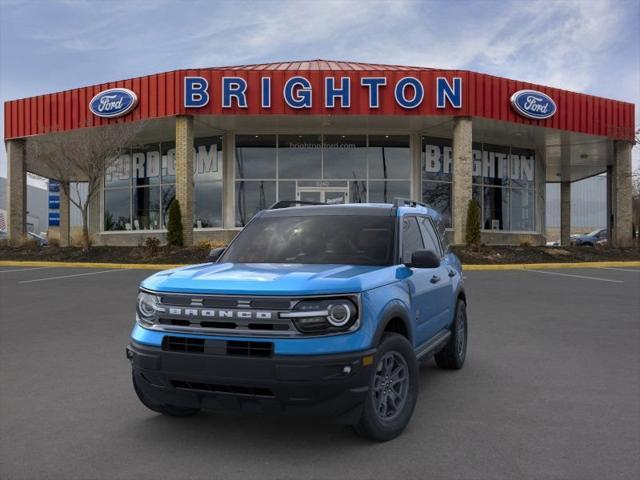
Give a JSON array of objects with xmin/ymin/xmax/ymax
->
[
  {"xmin": 418, "ymin": 217, "xmax": 441, "ymax": 257},
  {"xmin": 402, "ymin": 217, "xmax": 424, "ymax": 264}
]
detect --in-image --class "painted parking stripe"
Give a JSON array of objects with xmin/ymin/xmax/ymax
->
[
  {"xmin": 598, "ymin": 267, "xmax": 640, "ymax": 273},
  {"xmin": 0, "ymin": 266, "xmax": 56, "ymax": 273},
  {"xmin": 18, "ymin": 269, "xmax": 124, "ymax": 284},
  {"xmin": 527, "ymin": 269, "xmax": 623, "ymax": 283}
]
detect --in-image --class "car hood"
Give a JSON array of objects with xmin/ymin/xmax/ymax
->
[{"xmin": 140, "ymin": 263, "xmax": 399, "ymax": 295}]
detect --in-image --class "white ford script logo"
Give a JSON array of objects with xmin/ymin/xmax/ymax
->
[
  {"xmin": 89, "ymin": 88, "xmax": 138, "ymax": 118},
  {"xmin": 510, "ymin": 89, "xmax": 557, "ymax": 120}
]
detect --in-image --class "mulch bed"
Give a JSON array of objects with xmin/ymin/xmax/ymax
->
[
  {"xmin": 0, "ymin": 245, "xmax": 211, "ymax": 264},
  {"xmin": 451, "ymin": 245, "xmax": 640, "ymax": 264},
  {"xmin": 1, "ymin": 243, "xmax": 639, "ymax": 265}
]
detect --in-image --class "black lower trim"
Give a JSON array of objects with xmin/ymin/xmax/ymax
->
[
  {"xmin": 127, "ymin": 341, "xmax": 376, "ymax": 423},
  {"xmin": 415, "ymin": 330, "xmax": 451, "ymax": 360}
]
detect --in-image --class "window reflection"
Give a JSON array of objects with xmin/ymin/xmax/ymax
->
[
  {"xmin": 236, "ymin": 135, "xmax": 276, "ymax": 179},
  {"xmin": 323, "ymin": 135, "xmax": 367, "ymax": 179},
  {"xmin": 236, "ymin": 180, "xmax": 276, "ymax": 227},
  {"xmin": 368, "ymin": 135, "xmax": 410, "ymax": 179},
  {"xmin": 278, "ymin": 135, "xmax": 321, "ymax": 179}
]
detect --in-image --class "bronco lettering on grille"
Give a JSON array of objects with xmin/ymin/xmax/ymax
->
[{"xmin": 162, "ymin": 307, "xmax": 273, "ymax": 320}]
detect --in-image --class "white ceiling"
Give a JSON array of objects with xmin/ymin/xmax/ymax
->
[{"xmin": 23, "ymin": 114, "xmax": 615, "ymax": 183}]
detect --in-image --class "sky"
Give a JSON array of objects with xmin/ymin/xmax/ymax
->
[{"xmin": 0, "ymin": 0, "xmax": 638, "ymax": 182}]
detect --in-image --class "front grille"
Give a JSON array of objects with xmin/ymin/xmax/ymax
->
[
  {"xmin": 171, "ymin": 380, "xmax": 274, "ymax": 397},
  {"xmin": 144, "ymin": 293, "xmax": 360, "ymax": 338},
  {"xmin": 162, "ymin": 336, "xmax": 204, "ymax": 353},
  {"xmin": 226, "ymin": 341, "xmax": 273, "ymax": 357},
  {"xmin": 162, "ymin": 336, "xmax": 273, "ymax": 357}
]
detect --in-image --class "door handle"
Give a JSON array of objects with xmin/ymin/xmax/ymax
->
[
  {"xmin": 430, "ymin": 275, "xmax": 441, "ymax": 284},
  {"xmin": 448, "ymin": 269, "xmax": 456, "ymax": 277}
]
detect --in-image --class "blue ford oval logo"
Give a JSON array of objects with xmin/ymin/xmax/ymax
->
[
  {"xmin": 510, "ymin": 89, "xmax": 556, "ymax": 120},
  {"xmin": 89, "ymin": 88, "xmax": 138, "ymax": 118}
]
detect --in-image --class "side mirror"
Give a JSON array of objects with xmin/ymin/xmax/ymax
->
[
  {"xmin": 406, "ymin": 249, "xmax": 440, "ymax": 269},
  {"xmin": 208, "ymin": 247, "xmax": 226, "ymax": 263}
]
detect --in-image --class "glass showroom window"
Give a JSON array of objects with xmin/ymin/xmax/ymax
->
[
  {"xmin": 479, "ymin": 143, "xmax": 510, "ymax": 231},
  {"xmin": 194, "ymin": 136, "xmax": 223, "ymax": 228},
  {"xmin": 103, "ymin": 142, "xmax": 174, "ymax": 232},
  {"xmin": 236, "ymin": 135, "xmax": 277, "ymax": 227},
  {"xmin": 422, "ymin": 137, "xmax": 536, "ymax": 232},
  {"xmin": 422, "ymin": 137, "xmax": 453, "ymax": 227},
  {"xmin": 104, "ymin": 137, "xmax": 223, "ymax": 231},
  {"xmin": 104, "ymin": 152, "xmax": 131, "ymax": 231},
  {"xmin": 368, "ymin": 135, "xmax": 410, "ymax": 203},
  {"xmin": 235, "ymin": 134, "xmax": 411, "ymax": 226}
]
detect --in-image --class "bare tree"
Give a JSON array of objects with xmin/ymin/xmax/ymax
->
[{"xmin": 27, "ymin": 121, "xmax": 144, "ymax": 250}]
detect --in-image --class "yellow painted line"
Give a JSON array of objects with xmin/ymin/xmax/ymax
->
[
  {"xmin": 1, "ymin": 260, "xmax": 639, "ymax": 271},
  {"xmin": 463, "ymin": 261, "xmax": 640, "ymax": 271},
  {"xmin": 0, "ymin": 260, "xmax": 185, "ymax": 270}
]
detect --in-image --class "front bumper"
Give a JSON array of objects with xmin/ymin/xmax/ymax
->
[{"xmin": 127, "ymin": 341, "xmax": 376, "ymax": 423}]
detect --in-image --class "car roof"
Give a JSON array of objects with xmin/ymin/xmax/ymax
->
[{"xmin": 258, "ymin": 202, "xmax": 443, "ymax": 221}]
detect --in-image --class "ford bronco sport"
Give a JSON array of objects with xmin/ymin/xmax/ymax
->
[{"xmin": 127, "ymin": 199, "xmax": 468, "ymax": 441}]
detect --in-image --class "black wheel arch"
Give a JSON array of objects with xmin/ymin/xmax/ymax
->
[{"xmin": 372, "ymin": 302, "xmax": 413, "ymax": 347}]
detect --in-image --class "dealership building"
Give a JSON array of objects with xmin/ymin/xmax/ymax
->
[{"xmin": 3, "ymin": 60, "xmax": 635, "ymax": 246}]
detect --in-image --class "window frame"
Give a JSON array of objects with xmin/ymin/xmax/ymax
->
[
  {"xmin": 399, "ymin": 215, "xmax": 426, "ymax": 265},
  {"xmin": 417, "ymin": 215, "xmax": 444, "ymax": 258}
]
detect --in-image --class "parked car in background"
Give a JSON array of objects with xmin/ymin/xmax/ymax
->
[
  {"xmin": 0, "ymin": 230, "xmax": 48, "ymax": 246},
  {"xmin": 27, "ymin": 231, "xmax": 48, "ymax": 246},
  {"xmin": 572, "ymin": 229, "xmax": 607, "ymax": 247}
]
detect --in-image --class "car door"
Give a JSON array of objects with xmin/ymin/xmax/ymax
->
[
  {"xmin": 400, "ymin": 216, "xmax": 445, "ymax": 347},
  {"xmin": 417, "ymin": 216, "xmax": 453, "ymax": 332}
]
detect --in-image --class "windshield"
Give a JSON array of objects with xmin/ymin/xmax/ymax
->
[
  {"xmin": 587, "ymin": 229, "xmax": 603, "ymax": 237},
  {"xmin": 221, "ymin": 215, "xmax": 396, "ymax": 266}
]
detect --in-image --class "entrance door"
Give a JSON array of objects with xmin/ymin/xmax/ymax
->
[{"xmin": 296, "ymin": 187, "xmax": 349, "ymax": 204}]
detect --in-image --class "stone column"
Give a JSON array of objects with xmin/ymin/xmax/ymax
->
[
  {"xmin": 222, "ymin": 133, "xmax": 236, "ymax": 229},
  {"xmin": 611, "ymin": 141, "xmax": 633, "ymax": 247},
  {"xmin": 6, "ymin": 139, "xmax": 27, "ymax": 244},
  {"xmin": 59, "ymin": 182, "xmax": 70, "ymax": 247},
  {"xmin": 606, "ymin": 165, "xmax": 613, "ymax": 243},
  {"xmin": 560, "ymin": 181, "xmax": 571, "ymax": 246},
  {"xmin": 410, "ymin": 133, "xmax": 422, "ymax": 201},
  {"xmin": 175, "ymin": 115, "xmax": 194, "ymax": 246},
  {"xmin": 452, "ymin": 117, "xmax": 473, "ymax": 244}
]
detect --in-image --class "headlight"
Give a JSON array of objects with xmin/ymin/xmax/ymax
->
[
  {"xmin": 136, "ymin": 291, "xmax": 159, "ymax": 325},
  {"xmin": 282, "ymin": 297, "xmax": 358, "ymax": 334}
]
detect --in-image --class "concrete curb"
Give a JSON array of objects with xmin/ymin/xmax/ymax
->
[
  {"xmin": 1, "ymin": 260, "xmax": 639, "ymax": 271},
  {"xmin": 463, "ymin": 261, "xmax": 640, "ymax": 271},
  {"xmin": 0, "ymin": 260, "xmax": 186, "ymax": 270}
]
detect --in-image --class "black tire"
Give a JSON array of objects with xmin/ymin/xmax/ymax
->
[
  {"xmin": 353, "ymin": 333, "xmax": 419, "ymax": 442},
  {"xmin": 132, "ymin": 373, "xmax": 200, "ymax": 417},
  {"xmin": 435, "ymin": 299, "xmax": 468, "ymax": 370}
]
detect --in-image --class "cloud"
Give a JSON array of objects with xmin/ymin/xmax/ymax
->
[{"xmin": 0, "ymin": 0, "xmax": 638, "ymax": 176}]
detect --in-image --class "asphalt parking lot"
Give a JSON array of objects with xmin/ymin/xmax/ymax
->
[{"xmin": 1, "ymin": 265, "xmax": 639, "ymax": 480}]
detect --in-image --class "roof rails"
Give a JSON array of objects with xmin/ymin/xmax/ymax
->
[
  {"xmin": 393, "ymin": 198, "xmax": 430, "ymax": 208},
  {"xmin": 269, "ymin": 200, "xmax": 326, "ymax": 210}
]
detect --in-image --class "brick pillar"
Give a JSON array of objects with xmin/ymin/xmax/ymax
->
[
  {"xmin": 452, "ymin": 117, "xmax": 473, "ymax": 245},
  {"xmin": 6, "ymin": 139, "xmax": 27, "ymax": 244},
  {"xmin": 175, "ymin": 115, "xmax": 194, "ymax": 246},
  {"xmin": 59, "ymin": 182, "xmax": 70, "ymax": 247},
  {"xmin": 222, "ymin": 133, "xmax": 236, "ymax": 229},
  {"xmin": 560, "ymin": 181, "xmax": 571, "ymax": 246},
  {"xmin": 611, "ymin": 141, "xmax": 633, "ymax": 247}
]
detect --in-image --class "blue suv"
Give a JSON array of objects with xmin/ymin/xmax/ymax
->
[{"xmin": 127, "ymin": 199, "xmax": 468, "ymax": 441}]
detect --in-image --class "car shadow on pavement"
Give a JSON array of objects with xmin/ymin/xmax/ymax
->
[{"xmin": 122, "ymin": 360, "xmax": 449, "ymax": 451}]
